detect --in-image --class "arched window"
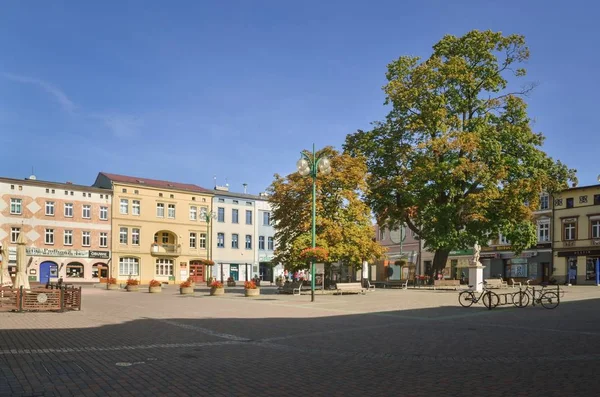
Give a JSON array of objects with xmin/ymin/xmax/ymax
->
[
  {"xmin": 66, "ymin": 262, "xmax": 84, "ymax": 278},
  {"xmin": 119, "ymin": 257, "xmax": 139, "ymax": 276}
]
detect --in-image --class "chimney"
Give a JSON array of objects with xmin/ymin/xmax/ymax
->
[{"xmin": 243, "ymin": 183, "xmax": 248, "ymax": 194}]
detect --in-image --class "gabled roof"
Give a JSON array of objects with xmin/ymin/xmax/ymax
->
[{"xmin": 96, "ymin": 172, "xmax": 211, "ymax": 194}]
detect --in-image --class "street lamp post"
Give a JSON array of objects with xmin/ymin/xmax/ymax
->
[
  {"xmin": 297, "ymin": 144, "xmax": 331, "ymax": 302},
  {"xmin": 202, "ymin": 210, "xmax": 217, "ymax": 281}
]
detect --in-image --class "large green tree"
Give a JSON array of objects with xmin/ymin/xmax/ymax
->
[
  {"xmin": 268, "ymin": 146, "xmax": 385, "ymax": 272},
  {"xmin": 344, "ymin": 30, "xmax": 576, "ymax": 275}
]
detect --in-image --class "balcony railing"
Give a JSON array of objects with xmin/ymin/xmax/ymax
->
[{"xmin": 150, "ymin": 244, "xmax": 181, "ymax": 256}]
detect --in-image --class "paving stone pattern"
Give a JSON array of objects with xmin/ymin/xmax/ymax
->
[{"xmin": 1, "ymin": 285, "xmax": 599, "ymax": 396}]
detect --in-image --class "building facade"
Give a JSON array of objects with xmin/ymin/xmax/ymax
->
[
  {"xmin": 552, "ymin": 184, "xmax": 600, "ymax": 285},
  {"xmin": 255, "ymin": 194, "xmax": 280, "ymax": 282},
  {"xmin": 373, "ymin": 224, "xmax": 427, "ymax": 281},
  {"xmin": 0, "ymin": 176, "xmax": 111, "ymax": 284},
  {"xmin": 93, "ymin": 173, "xmax": 212, "ymax": 284}
]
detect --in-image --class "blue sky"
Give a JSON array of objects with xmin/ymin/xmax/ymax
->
[{"xmin": 1, "ymin": 1, "xmax": 598, "ymax": 194}]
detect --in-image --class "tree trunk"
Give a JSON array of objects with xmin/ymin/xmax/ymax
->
[{"xmin": 429, "ymin": 248, "xmax": 451, "ymax": 279}]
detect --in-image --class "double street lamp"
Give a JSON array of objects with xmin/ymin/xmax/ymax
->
[
  {"xmin": 296, "ymin": 144, "xmax": 331, "ymax": 302},
  {"xmin": 201, "ymin": 210, "xmax": 217, "ymax": 281}
]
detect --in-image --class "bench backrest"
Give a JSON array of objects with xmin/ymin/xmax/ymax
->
[
  {"xmin": 337, "ymin": 283, "xmax": 363, "ymax": 289},
  {"xmin": 485, "ymin": 279, "xmax": 503, "ymax": 286}
]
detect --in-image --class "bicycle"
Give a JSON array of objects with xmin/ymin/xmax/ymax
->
[
  {"xmin": 512, "ymin": 281, "xmax": 560, "ymax": 309},
  {"xmin": 458, "ymin": 282, "xmax": 499, "ymax": 309}
]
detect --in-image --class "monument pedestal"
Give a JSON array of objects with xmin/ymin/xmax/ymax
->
[{"xmin": 468, "ymin": 262, "xmax": 485, "ymax": 292}]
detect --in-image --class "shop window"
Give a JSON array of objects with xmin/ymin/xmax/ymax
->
[
  {"xmin": 586, "ymin": 257, "xmax": 599, "ymax": 281},
  {"xmin": 66, "ymin": 262, "xmax": 84, "ymax": 278}
]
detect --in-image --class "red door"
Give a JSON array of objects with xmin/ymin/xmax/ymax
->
[{"xmin": 189, "ymin": 262, "xmax": 204, "ymax": 283}]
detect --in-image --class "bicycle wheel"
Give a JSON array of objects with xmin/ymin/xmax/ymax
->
[
  {"xmin": 539, "ymin": 292, "xmax": 559, "ymax": 309},
  {"xmin": 458, "ymin": 291, "xmax": 475, "ymax": 308},
  {"xmin": 482, "ymin": 291, "xmax": 499, "ymax": 309},
  {"xmin": 512, "ymin": 291, "xmax": 529, "ymax": 308}
]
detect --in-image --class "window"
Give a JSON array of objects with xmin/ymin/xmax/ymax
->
[
  {"xmin": 66, "ymin": 262, "xmax": 84, "ymax": 278},
  {"xmin": 155, "ymin": 258, "xmax": 173, "ymax": 276},
  {"xmin": 167, "ymin": 204, "xmax": 176, "ymax": 218},
  {"xmin": 134, "ymin": 190, "xmax": 139, "ymax": 194},
  {"xmin": 100, "ymin": 206, "xmax": 108, "ymax": 220},
  {"xmin": 119, "ymin": 227, "xmax": 128, "ymax": 244},
  {"xmin": 100, "ymin": 232, "xmax": 108, "ymax": 248},
  {"xmin": 217, "ymin": 207, "xmax": 225, "ymax": 222},
  {"xmin": 156, "ymin": 203, "xmax": 165, "ymax": 217},
  {"xmin": 540, "ymin": 194, "xmax": 549, "ymax": 210},
  {"xmin": 245, "ymin": 210, "xmax": 252, "ymax": 225},
  {"xmin": 82, "ymin": 231, "xmax": 91, "ymax": 246},
  {"xmin": 132, "ymin": 228, "xmax": 140, "ymax": 245},
  {"xmin": 232, "ymin": 209, "xmax": 239, "ymax": 224},
  {"xmin": 10, "ymin": 198, "xmax": 22, "ymax": 214},
  {"xmin": 259, "ymin": 236, "xmax": 265, "ymax": 250},
  {"xmin": 566, "ymin": 198, "xmax": 574, "ymax": 209},
  {"xmin": 233, "ymin": 200, "xmax": 239, "ymax": 204},
  {"xmin": 192, "ymin": 196, "xmax": 196, "ymax": 201},
  {"xmin": 132, "ymin": 200, "xmax": 140, "ymax": 215},
  {"xmin": 564, "ymin": 222, "xmax": 576, "ymax": 241},
  {"xmin": 45, "ymin": 228, "xmax": 54, "ymax": 244},
  {"xmin": 159, "ymin": 193, "xmax": 163, "ymax": 197},
  {"xmin": 231, "ymin": 234, "xmax": 239, "ymax": 249},
  {"xmin": 263, "ymin": 212, "xmax": 271, "ymax": 225},
  {"xmin": 217, "ymin": 233, "xmax": 225, "ymax": 248},
  {"xmin": 199, "ymin": 207, "xmax": 207, "ymax": 221},
  {"xmin": 122, "ymin": 188, "xmax": 127, "ymax": 193},
  {"xmin": 595, "ymin": 195, "xmax": 600, "ymax": 205},
  {"xmin": 162, "ymin": 232, "xmax": 169, "ymax": 244},
  {"xmin": 64, "ymin": 230, "xmax": 73, "ymax": 245},
  {"xmin": 189, "ymin": 206, "xmax": 197, "ymax": 220},
  {"xmin": 120, "ymin": 199, "xmax": 129, "ymax": 214},
  {"xmin": 10, "ymin": 227, "xmax": 20, "ymax": 243},
  {"xmin": 268, "ymin": 237, "xmax": 274, "ymax": 250},
  {"xmin": 170, "ymin": 194, "xmax": 174, "ymax": 199},
  {"xmin": 45, "ymin": 201, "xmax": 55, "ymax": 216},
  {"xmin": 119, "ymin": 257, "xmax": 139, "ymax": 276},
  {"xmin": 379, "ymin": 229, "xmax": 385, "ymax": 241},
  {"xmin": 245, "ymin": 235, "xmax": 252, "ymax": 249},
  {"xmin": 199, "ymin": 233, "xmax": 206, "ymax": 249},
  {"xmin": 218, "ymin": 198, "xmax": 225, "ymax": 203},
  {"xmin": 592, "ymin": 220, "xmax": 600, "ymax": 239},
  {"xmin": 190, "ymin": 232, "xmax": 197, "ymax": 248},
  {"xmin": 82, "ymin": 205, "xmax": 91, "ymax": 219},
  {"xmin": 64, "ymin": 203, "xmax": 73, "ymax": 217},
  {"xmin": 538, "ymin": 222, "xmax": 550, "ymax": 242}
]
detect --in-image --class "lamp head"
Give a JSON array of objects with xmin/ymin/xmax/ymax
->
[
  {"xmin": 296, "ymin": 159, "xmax": 310, "ymax": 176},
  {"xmin": 318, "ymin": 157, "xmax": 331, "ymax": 174}
]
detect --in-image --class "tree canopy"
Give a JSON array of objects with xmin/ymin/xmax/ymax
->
[
  {"xmin": 268, "ymin": 146, "xmax": 385, "ymax": 272},
  {"xmin": 344, "ymin": 30, "xmax": 576, "ymax": 273}
]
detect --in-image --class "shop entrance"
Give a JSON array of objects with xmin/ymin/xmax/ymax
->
[
  {"xmin": 93, "ymin": 263, "xmax": 109, "ymax": 283},
  {"xmin": 189, "ymin": 261, "xmax": 205, "ymax": 283},
  {"xmin": 541, "ymin": 262, "xmax": 550, "ymax": 283},
  {"xmin": 567, "ymin": 257, "xmax": 577, "ymax": 285},
  {"xmin": 230, "ymin": 264, "xmax": 239, "ymax": 281},
  {"xmin": 40, "ymin": 261, "xmax": 58, "ymax": 284}
]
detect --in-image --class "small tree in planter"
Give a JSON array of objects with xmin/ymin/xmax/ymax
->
[
  {"xmin": 107, "ymin": 277, "xmax": 119, "ymax": 290},
  {"xmin": 275, "ymin": 275, "xmax": 285, "ymax": 287},
  {"xmin": 210, "ymin": 280, "xmax": 224, "ymax": 296},
  {"xmin": 149, "ymin": 279, "xmax": 162, "ymax": 293},
  {"xmin": 180, "ymin": 280, "xmax": 194, "ymax": 295},
  {"xmin": 186, "ymin": 276, "xmax": 195, "ymax": 288},
  {"xmin": 244, "ymin": 280, "xmax": 260, "ymax": 297},
  {"xmin": 126, "ymin": 278, "xmax": 139, "ymax": 292},
  {"xmin": 227, "ymin": 276, "xmax": 236, "ymax": 287}
]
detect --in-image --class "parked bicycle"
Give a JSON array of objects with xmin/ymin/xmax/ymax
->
[
  {"xmin": 512, "ymin": 281, "xmax": 560, "ymax": 309},
  {"xmin": 458, "ymin": 282, "xmax": 499, "ymax": 309}
]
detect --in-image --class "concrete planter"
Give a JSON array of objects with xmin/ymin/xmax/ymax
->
[
  {"xmin": 149, "ymin": 286, "xmax": 162, "ymax": 293},
  {"xmin": 210, "ymin": 287, "xmax": 225, "ymax": 296},
  {"xmin": 245, "ymin": 288, "xmax": 260, "ymax": 297},
  {"xmin": 107, "ymin": 284, "xmax": 119, "ymax": 290},
  {"xmin": 180, "ymin": 287, "xmax": 194, "ymax": 295},
  {"xmin": 126, "ymin": 285, "xmax": 139, "ymax": 292}
]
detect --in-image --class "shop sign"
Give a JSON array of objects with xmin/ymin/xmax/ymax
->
[
  {"xmin": 557, "ymin": 249, "xmax": 600, "ymax": 257},
  {"xmin": 479, "ymin": 253, "xmax": 498, "ymax": 259},
  {"xmin": 535, "ymin": 243, "xmax": 551, "ymax": 249},
  {"xmin": 501, "ymin": 252, "xmax": 536, "ymax": 259},
  {"xmin": 89, "ymin": 250, "xmax": 110, "ymax": 259},
  {"xmin": 449, "ymin": 249, "xmax": 473, "ymax": 256},
  {"xmin": 482, "ymin": 245, "xmax": 513, "ymax": 252},
  {"xmin": 26, "ymin": 247, "xmax": 89, "ymax": 258}
]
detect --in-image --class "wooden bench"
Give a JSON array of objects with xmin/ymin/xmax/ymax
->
[
  {"xmin": 433, "ymin": 279, "xmax": 461, "ymax": 290},
  {"xmin": 484, "ymin": 278, "xmax": 508, "ymax": 289},
  {"xmin": 335, "ymin": 282, "xmax": 366, "ymax": 295},
  {"xmin": 278, "ymin": 281, "xmax": 302, "ymax": 295}
]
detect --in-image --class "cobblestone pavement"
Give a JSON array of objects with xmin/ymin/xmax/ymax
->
[{"xmin": 1, "ymin": 285, "xmax": 599, "ymax": 396}]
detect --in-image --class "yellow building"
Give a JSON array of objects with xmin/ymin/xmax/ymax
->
[
  {"xmin": 552, "ymin": 184, "xmax": 600, "ymax": 285},
  {"xmin": 93, "ymin": 172, "xmax": 213, "ymax": 284}
]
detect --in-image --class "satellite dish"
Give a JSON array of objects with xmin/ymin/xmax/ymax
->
[{"xmin": 597, "ymin": 174, "xmax": 600, "ymax": 182}]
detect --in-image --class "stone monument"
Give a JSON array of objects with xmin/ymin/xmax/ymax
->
[{"xmin": 468, "ymin": 242, "xmax": 485, "ymax": 292}]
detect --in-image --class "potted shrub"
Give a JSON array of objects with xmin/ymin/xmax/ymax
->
[
  {"xmin": 107, "ymin": 277, "xmax": 119, "ymax": 290},
  {"xmin": 227, "ymin": 276, "xmax": 236, "ymax": 287},
  {"xmin": 149, "ymin": 279, "xmax": 162, "ymax": 293},
  {"xmin": 210, "ymin": 280, "xmax": 225, "ymax": 296},
  {"xmin": 126, "ymin": 278, "xmax": 139, "ymax": 292},
  {"xmin": 244, "ymin": 280, "xmax": 260, "ymax": 297},
  {"xmin": 275, "ymin": 275, "xmax": 285, "ymax": 287},
  {"xmin": 180, "ymin": 280, "xmax": 194, "ymax": 295}
]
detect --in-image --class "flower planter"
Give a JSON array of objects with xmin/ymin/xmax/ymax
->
[
  {"xmin": 227, "ymin": 282, "xmax": 236, "ymax": 287},
  {"xmin": 126, "ymin": 285, "xmax": 139, "ymax": 292},
  {"xmin": 210, "ymin": 287, "xmax": 225, "ymax": 296},
  {"xmin": 245, "ymin": 288, "xmax": 260, "ymax": 297},
  {"xmin": 180, "ymin": 287, "xmax": 194, "ymax": 295},
  {"xmin": 149, "ymin": 286, "xmax": 162, "ymax": 293},
  {"xmin": 107, "ymin": 284, "xmax": 119, "ymax": 290}
]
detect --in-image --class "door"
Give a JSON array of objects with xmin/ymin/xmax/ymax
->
[
  {"xmin": 230, "ymin": 265, "xmax": 239, "ymax": 281},
  {"xmin": 189, "ymin": 262, "xmax": 205, "ymax": 283},
  {"xmin": 568, "ymin": 257, "xmax": 577, "ymax": 285},
  {"xmin": 541, "ymin": 263, "xmax": 550, "ymax": 283},
  {"xmin": 39, "ymin": 261, "xmax": 58, "ymax": 284}
]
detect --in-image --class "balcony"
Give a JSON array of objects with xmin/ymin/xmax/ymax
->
[{"xmin": 150, "ymin": 244, "xmax": 181, "ymax": 257}]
